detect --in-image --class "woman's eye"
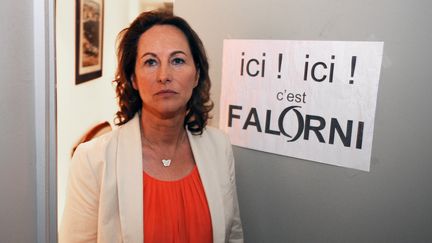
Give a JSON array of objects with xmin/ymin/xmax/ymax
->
[
  {"xmin": 144, "ymin": 59, "xmax": 157, "ymax": 66},
  {"xmin": 172, "ymin": 57, "xmax": 185, "ymax": 65}
]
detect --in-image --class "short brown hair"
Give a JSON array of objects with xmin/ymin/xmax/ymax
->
[{"xmin": 113, "ymin": 11, "xmax": 213, "ymax": 134}]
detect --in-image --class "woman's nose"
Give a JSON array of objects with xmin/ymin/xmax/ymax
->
[{"xmin": 157, "ymin": 63, "xmax": 172, "ymax": 84}]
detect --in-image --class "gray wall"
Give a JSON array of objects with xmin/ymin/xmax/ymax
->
[
  {"xmin": 177, "ymin": 1, "xmax": 432, "ymax": 242},
  {"xmin": 0, "ymin": 0, "xmax": 37, "ymax": 242}
]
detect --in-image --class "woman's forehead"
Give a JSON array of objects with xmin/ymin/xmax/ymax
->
[{"xmin": 137, "ymin": 25, "xmax": 191, "ymax": 56}]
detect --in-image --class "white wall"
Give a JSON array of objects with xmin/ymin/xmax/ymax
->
[
  {"xmin": 177, "ymin": 1, "xmax": 432, "ymax": 242},
  {"xmin": 0, "ymin": 0, "xmax": 37, "ymax": 242},
  {"xmin": 56, "ymin": 0, "xmax": 137, "ymax": 224}
]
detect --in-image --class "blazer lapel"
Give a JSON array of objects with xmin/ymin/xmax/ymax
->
[
  {"xmin": 116, "ymin": 114, "xmax": 143, "ymax": 243},
  {"xmin": 188, "ymin": 130, "xmax": 226, "ymax": 242}
]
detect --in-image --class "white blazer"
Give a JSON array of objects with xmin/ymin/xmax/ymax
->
[{"xmin": 59, "ymin": 114, "xmax": 243, "ymax": 243}]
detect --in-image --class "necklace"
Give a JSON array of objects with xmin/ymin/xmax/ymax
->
[{"xmin": 139, "ymin": 116, "xmax": 185, "ymax": 167}]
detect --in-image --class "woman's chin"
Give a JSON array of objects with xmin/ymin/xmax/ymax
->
[{"xmin": 144, "ymin": 105, "xmax": 186, "ymax": 120}]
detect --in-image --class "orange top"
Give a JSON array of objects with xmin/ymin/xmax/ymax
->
[{"xmin": 143, "ymin": 166, "xmax": 213, "ymax": 243}]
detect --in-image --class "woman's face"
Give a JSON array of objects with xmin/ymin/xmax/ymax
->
[{"xmin": 133, "ymin": 24, "xmax": 198, "ymax": 119}]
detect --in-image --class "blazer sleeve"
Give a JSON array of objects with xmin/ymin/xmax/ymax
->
[
  {"xmin": 59, "ymin": 144, "xmax": 100, "ymax": 243},
  {"xmin": 225, "ymin": 135, "xmax": 244, "ymax": 243}
]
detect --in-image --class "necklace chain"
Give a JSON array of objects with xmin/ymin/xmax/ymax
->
[{"xmin": 139, "ymin": 116, "xmax": 185, "ymax": 167}]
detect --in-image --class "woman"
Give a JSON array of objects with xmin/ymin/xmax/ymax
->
[{"xmin": 60, "ymin": 11, "xmax": 243, "ymax": 243}]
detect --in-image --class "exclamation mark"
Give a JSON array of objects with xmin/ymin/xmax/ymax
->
[
  {"xmin": 349, "ymin": 56, "xmax": 357, "ymax": 84},
  {"xmin": 277, "ymin": 53, "xmax": 283, "ymax": 79}
]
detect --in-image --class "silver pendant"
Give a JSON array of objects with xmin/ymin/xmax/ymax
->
[{"xmin": 162, "ymin": 159, "xmax": 171, "ymax": 167}]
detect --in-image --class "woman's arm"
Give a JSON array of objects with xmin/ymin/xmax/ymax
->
[
  {"xmin": 228, "ymin": 180, "xmax": 243, "ymax": 243},
  {"xmin": 59, "ymin": 145, "xmax": 100, "ymax": 243},
  {"xmin": 225, "ymin": 136, "xmax": 244, "ymax": 243}
]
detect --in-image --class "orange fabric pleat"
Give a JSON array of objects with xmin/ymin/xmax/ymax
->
[{"xmin": 143, "ymin": 166, "xmax": 213, "ymax": 243}]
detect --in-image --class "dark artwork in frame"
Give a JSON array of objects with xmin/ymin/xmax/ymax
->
[{"xmin": 75, "ymin": 0, "xmax": 104, "ymax": 84}]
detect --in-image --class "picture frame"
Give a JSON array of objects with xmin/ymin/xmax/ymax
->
[{"xmin": 75, "ymin": 0, "xmax": 104, "ymax": 84}]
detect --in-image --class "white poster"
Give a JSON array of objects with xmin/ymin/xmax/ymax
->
[{"xmin": 219, "ymin": 39, "xmax": 384, "ymax": 171}]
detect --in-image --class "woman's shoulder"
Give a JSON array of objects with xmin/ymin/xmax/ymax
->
[
  {"xmin": 74, "ymin": 117, "xmax": 136, "ymax": 157},
  {"xmin": 189, "ymin": 126, "xmax": 232, "ymax": 158},
  {"xmin": 199, "ymin": 126, "xmax": 231, "ymax": 144},
  {"xmin": 73, "ymin": 128, "xmax": 119, "ymax": 165}
]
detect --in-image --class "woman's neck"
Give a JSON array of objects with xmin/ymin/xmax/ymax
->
[{"xmin": 139, "ymin": 109, "xmax": 186, "ymax": 146}]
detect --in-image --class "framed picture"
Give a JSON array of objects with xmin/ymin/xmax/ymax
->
[{"xmin": 75, "ymin": 0, "xmax": 104, "ymax": 84}]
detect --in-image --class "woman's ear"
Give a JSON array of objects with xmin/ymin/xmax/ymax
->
[
  {"xmin": 194, "ymin": 69, "xmax": 200, "ymax": 88},
  {"xmin": 131, "ymin": 75, "xmax": 138, "ymax": 90}
]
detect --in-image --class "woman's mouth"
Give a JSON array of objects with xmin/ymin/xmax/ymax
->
[{"xmin": 155, "ymin": 89, "xmax": 178, "ymax": 96}]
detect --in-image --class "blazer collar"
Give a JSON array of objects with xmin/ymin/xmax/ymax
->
[
  {"xmin": 116, "ymin": 114, "xmax": 225, "ymax": 242},
  {"xmin": 188, "ymin": 129, "xmax": 226, "ymax": 242},
  {"xmin": 116, "ymin": 114, "xmax": 143, "ymax": 243}
]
